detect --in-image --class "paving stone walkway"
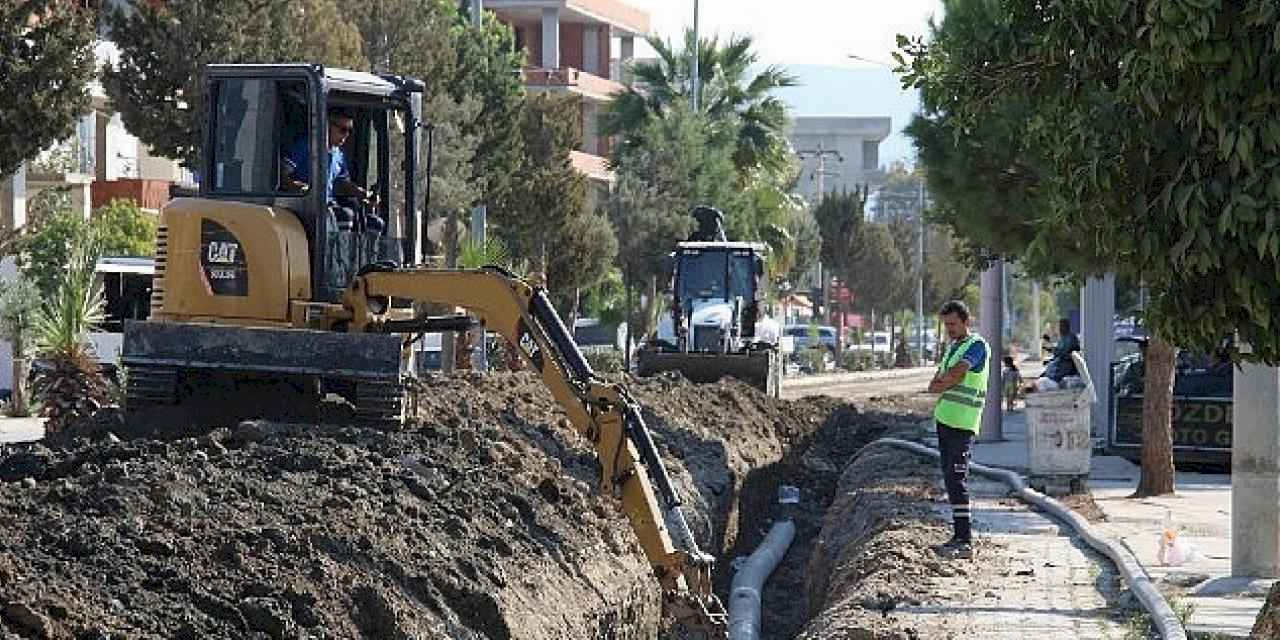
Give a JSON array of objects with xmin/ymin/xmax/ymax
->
[{"xmin": 889, "ymin": 477, "xmax": 1137, "ymax": 639}]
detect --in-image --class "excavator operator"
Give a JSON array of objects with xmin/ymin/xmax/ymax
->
[{"xmin": 281, "ymin": 107, "xmax": 384, "ymax": 233}]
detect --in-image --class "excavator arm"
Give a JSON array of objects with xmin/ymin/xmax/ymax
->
[{"xmin": 341, "ymin": 267, "xmax": 728, "ymax": 635}]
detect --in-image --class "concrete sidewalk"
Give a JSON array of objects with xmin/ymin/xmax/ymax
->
[
  {"xmin": 971, "ymin": 410, "xmax": 1267, "ymax": 638},
  {"xmin": 0, "ymin": 416, "xmax": 44, "ymax": 444}
]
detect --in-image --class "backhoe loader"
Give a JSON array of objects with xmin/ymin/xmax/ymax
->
[
  {"xmin": 638, "ymin": 206, "xmax": 783, "ymax": 397},
  {"xmin": 120, "ymin": 63, "xmax": 727, "ymax": 635}
]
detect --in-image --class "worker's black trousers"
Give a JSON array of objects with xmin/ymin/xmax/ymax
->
[{"xmin": 937, "ymin": 422, "xmax": 975, "ymax": 543}]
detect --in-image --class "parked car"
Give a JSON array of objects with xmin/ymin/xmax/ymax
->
[
  {"xmin": 784, "ymin": 324, "xmax": 839, "ymax": 354},
  {"xmin": 1108, "ymin": 335, "xmax": 1233, "ymax": 469},
  {"xmin": 855, "ymin": 331, "xmax": 892, "ymax": 355}
]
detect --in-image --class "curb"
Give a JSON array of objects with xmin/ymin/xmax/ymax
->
[
  {"xmin": 784, "ymin": 366, "xmax": 935, "ymax": 391},
  {"xmin": 869, "ymin": 437, "xmax": 1188, "ymax": 640}
]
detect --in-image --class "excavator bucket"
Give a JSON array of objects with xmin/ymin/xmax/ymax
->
[{"xmin": 637, "ymin": 350, "xmax": 781, "ymax": 398}]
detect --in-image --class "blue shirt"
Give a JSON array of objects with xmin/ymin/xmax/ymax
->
[
  {"xmin": 944, "ymin": 336, "xmax": 987, "ymax": 374},
  {"xmin": 282, "ymin": 137, "xmax": 348, "ymax": 201}
]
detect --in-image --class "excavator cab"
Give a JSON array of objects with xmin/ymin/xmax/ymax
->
[{"xmin": 200, "ymin": 64, "xmax": 423, "ymax": 303}]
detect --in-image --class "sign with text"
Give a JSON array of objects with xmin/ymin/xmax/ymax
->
[{"xmin": 1112, "ymin": 394, "xmax": 1231, "ymax": 451}]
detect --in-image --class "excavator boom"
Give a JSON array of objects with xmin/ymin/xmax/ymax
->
[{"xmin": 344, "ymin": 267, "xmax": 728, "ymax": 635}]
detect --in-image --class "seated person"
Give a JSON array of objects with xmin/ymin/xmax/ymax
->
[
  {"xmin": 1042, "ymin": 318, "xmax": 1080, "ymax": 383},
  {"xmin": 281, "ymin": 108, "xmax": 383, "ymax": 233}
]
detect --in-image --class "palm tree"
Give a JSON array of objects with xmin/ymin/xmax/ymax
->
[
  {"xmin": 32, "ymin": 230, "xmax": 107, "ymax": 433},
  {"xmin": 601, "ymin": 30, "xmax": 798, "ymax": 178}
]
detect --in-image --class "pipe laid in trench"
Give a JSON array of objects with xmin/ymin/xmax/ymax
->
[
  {"xmin": 727, "ymin": 518, "xmax": 796, "ymax": 640},
  {"xmin": 870, "ymin": 437, "xmax": 1187, "ymax": 640}
]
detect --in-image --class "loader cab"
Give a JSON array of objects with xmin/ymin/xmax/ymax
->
[
  {"xmin": 672, "ymin": 245, "xmax": 762, "ymax": 302},
  {"xmin": 201, "ymin": 64, "xmax": 424, "ymax": 303},
  {"xmin": 668, "ymin": 242, "xmax": 767, "ymax": 339}
]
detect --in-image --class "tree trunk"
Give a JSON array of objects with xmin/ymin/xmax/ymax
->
[
  {"xmin": 890, "ymin": 311, "xmax": 898, "ymax": 354},
  {"xmin": 8, "ymin": 357, "xmax": 31, "ymax": 418},
  {"xmin": 569, "ymin": 287, "xmax": 580, "ymax": 338},
  {"xmin": 645, "ymin": 275, "xmax": 658, "ymax": 338},
  {"xmin": 441, "ymin": 212, "xmax": 459, "ymax": 374},
  {"xmin": 1252, "ymin": 582, "xmax": 1280, "ymax": 638},
  {"xmin": 1135, "ymin": 334, "xmax": 1177, "ymax": 497},
  {"xmin": 623, "ymin": 271, "xmax": 634, "ymax": 373}
]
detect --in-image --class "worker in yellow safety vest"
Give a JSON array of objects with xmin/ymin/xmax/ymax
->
[{"xmin": 927, "ymin": 300, "xmax": 990, "ymax": 559}]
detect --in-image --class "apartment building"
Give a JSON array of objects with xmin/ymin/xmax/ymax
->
[{"xmin": 488, "ymin": 0, "xmax": 649, "ymax": 189}]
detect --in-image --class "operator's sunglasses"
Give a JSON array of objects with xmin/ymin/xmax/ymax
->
[{"xmin": 330, "ymin": 121, "xmax": 354, "ymax": 134}]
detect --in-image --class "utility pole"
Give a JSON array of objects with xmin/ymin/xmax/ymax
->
[
  {"xmin": 470, "ymin": 0, "xmax": 489, "ymax": 370},
  {"xmin": 1031, "ymin": 280, "xmax": 1041, "ymax": 356},
  {"xmin": 796, "ymin": 142, "xmax": 843, "ymax": 322},
  {"xmin": 691, "ymin": 0, "xmax": 700, "ymax": 111},
  {"xmin": 916, "ymin": 177, "xmax": 926, "ymax": 363},
  {"xmin": 979, "ymin": 261, "xmax": 1005, "ymax": 442}
]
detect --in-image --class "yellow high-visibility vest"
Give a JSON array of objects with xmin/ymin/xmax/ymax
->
[{"xmin": 934, "ymin": 333, "xmax": 990, "ymax": 432}]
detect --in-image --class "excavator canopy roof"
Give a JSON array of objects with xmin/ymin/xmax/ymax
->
[{"xmin": 204, "ymin": 63, "xmax": 424, "ymax": 99}]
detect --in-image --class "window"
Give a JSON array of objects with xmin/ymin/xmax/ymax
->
[
  {"xmin": 210, "ymin": 78, "xmax": 308, "ymax": 194},
  {"xmin": 862, "ymin": 140, "xmax": 880, "ymax": 172}
]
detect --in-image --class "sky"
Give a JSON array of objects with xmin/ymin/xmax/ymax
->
[{"xmin": 624, "ymin": 0, "xmax": 945, "ymax": 166}]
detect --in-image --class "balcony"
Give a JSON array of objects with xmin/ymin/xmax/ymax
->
[{"xmin": 522, "ymin": 67, "xmax": 624, "ymax": 102}]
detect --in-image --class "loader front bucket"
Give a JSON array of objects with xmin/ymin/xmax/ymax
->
[{"xmin": 637, "ymin": 349, "xmax": 781, "ymax": 398}]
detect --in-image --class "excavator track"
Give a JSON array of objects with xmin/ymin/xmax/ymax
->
[
  {"xmin": 124, "ymin": 365, "xmax": 180, "ymax": 412},
  {"xmin": 351, "ymin": 379, "xmax": 407, "ymax": 425}
]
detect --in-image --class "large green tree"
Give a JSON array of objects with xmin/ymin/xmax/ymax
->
[
  {"xmin": 775, "ymin": 207, "xmax": 821, "ymax": 294},
  {"xmin": 846, "ymin": 221, "xmax": 909, "ymax": 332},
  {"xmin": 103, "ymin": 0, "xmax": 366, "ymax": 168},
  {"xmin": 446, "ymin": 4, "xmax": 525, "ymax": 213},
  {"xmin": 0, "ymin": 1, "xmax": 96, "ymax": 178},
  {"xmin": 811, "ymin": 187, "xmax": 869, "ymax": 317},
  {"xmin": 601, "ymin": 30, "xmax": 798, "ymax": 179},
  {"xmin": 899, "ymin": 0, "xmax": 1280, "ymax": 496},
  {"xmin": 922, "ymin": 225, "xmax": 973, "ymax": 313},
  {"xmin": 491, "ymin": 93, "xmax": 584, "ymax": 265},
  {"xmin": 491, "ymin": 92, "xmax": 615, "ymax": 314},
  {"xmin": 615, "ymin": 103, "xmax": 743, "ymax": 228}
]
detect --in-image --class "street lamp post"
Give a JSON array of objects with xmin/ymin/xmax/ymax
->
[{"xmin": 796, "ymin": 142, "xmax": 843, "ymax": 321}]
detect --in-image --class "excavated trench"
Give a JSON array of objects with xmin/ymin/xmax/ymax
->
[{"xmin": 0, "ymin": 373, "xmax": 916, "ymax": 639}]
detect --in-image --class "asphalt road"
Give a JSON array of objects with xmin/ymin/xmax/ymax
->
[
  {"xmin": 782, "ymin": 358, "xmax": 1047, "ymax": 403},
  {"xmin": 781, "ymin": 368, "xmax": 938, "ymax": 401}
]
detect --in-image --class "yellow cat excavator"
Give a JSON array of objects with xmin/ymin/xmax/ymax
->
[{"xmin": 121, "ymin": 64, "xmax": 727, "ymax": 634}]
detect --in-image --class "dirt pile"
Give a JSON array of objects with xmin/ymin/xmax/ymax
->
[
  {"xmin": 795, "ymin": 438, "xmax": 956, "ymax": 639},
  {"xmin": 0, "ymin": 372, "xmax": 868, "ymax": 639}
]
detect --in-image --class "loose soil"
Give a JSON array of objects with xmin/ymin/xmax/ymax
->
[{"xmin": 0, "ymin": 372, "xmax": 889, "ymax": 639}]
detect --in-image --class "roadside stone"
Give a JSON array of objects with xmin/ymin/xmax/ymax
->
[
  {"xmin": 3, "ymin": 602, "xmax": 51, "ymax": 638},
  {"xmin": 240, "ymin": 596, "xmax": 293, "ymax": 638}
]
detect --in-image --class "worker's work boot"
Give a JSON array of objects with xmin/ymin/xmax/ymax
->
[{"xmin": 932, "ymin": 537, "xmax": 973, "ymax": 560}]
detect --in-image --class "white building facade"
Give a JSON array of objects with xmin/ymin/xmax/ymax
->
[{"xmin": 788, "ymin": 116, "xmax": 892, "ymax": 203}]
